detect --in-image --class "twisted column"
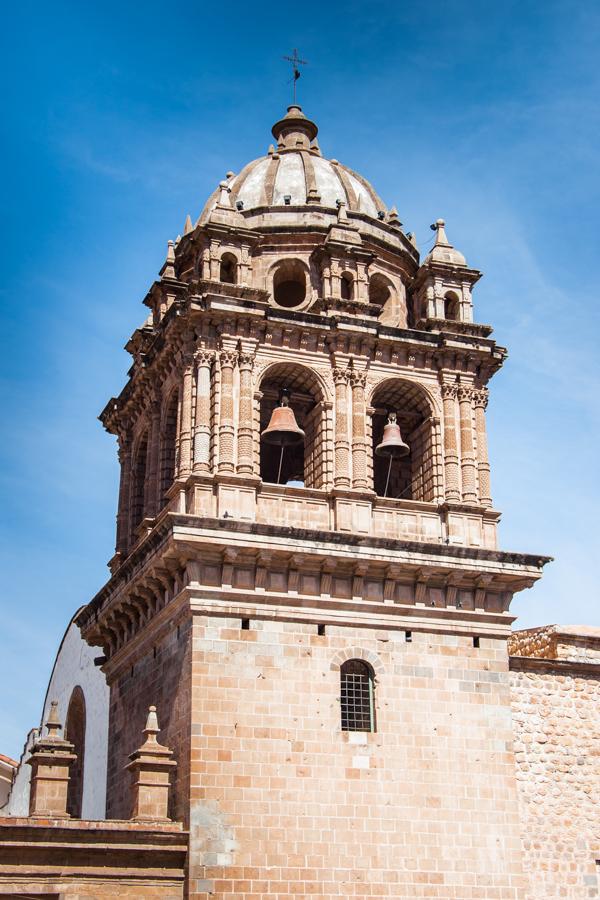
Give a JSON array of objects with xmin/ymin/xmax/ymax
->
[
  {"xmin": 457, "ymin": 385, "xmax": 478, "ymax": 503},
  {"xmin": 193, "ymin": 350, "xmax": 214, "ymax": 473},
  {"xmin": 237, "ymin": 351, "xmax": 256, "ymax": 474},
  {"xmin": 333, "ymin": 367, "xmax": 351, "ymax": 488},
  {"xmin": 441, "ymin": 384, "xmax": 461, "ymax": 501},
  {"xmin": 473, "ymin": 388, "xmax": 492, "ymax": 506},
  {"xmin": 178, "ymin": 353, "xmax": 194, "ymax": 477},
  {"xmin": 218, "ymin": 349, "xmax": 237, "ymax": 472},
  {"xmin": 349, "ymin": 370, "xmax": 369, "ymax": 489}
]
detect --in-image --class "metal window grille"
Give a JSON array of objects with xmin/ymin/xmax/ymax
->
[{"xmin": 340, "ymin": 659, "xmax": 374, "ymax": 732}]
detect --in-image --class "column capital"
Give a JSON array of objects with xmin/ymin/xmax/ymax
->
[
  {"xmin": 441, "ymin": 382, "xmax": 458, "ymax": 400},
  {"xmin": 472, "ymin": 387, "xmax": 489, "ymax": 409},
  {"xmin": 332, "ymin": 366, "xmax": 350, "ymax": 384},
  {"xmin": 348, "ymin": 369, "xmax": 368, "ymax": 388},
  {"xmin": 219, "ymin": 348, "xmax": 238, "ymax": 368},
  {"xmin": 457, "ymin": 384, "xmax": 475, "ymax": 402},
  {"xmin": 194, "ymin": 348, "xmax": 215, "ymax": 368}
]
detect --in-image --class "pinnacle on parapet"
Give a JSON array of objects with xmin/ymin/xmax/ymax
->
[
  {"xmin": 45, "ymin": 700, "xmax": 62, "ymax": 741},
  {"xmin": 162, "ymin": 240, "xmax": 176, "ymax": 279},
  {"xmin": 183, "ymin": 214, "xmax": 193, "ymax": 235},
  {"xmin": 143, "ymin": 705, "xmax": 160, "ymax": 744}
]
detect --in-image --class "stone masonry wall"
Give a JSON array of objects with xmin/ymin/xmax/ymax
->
[
  {"xmin": 510, "ymin": 664, "xmax": 600, "ymax": 899},
  {"xmin": 106, "ymin": 615, "xmax": 192, "ymax": 823},
  {"xmin": 187, "ymin": 616, "xmax": 527, "ymax": 899}
]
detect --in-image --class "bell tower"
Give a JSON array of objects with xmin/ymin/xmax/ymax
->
[{"xmin": 77, "ymin": 105, "xmax": 549, "ymax": 899}]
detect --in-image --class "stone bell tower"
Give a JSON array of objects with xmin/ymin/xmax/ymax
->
[{"xmin": 77, "ymin": 104, "xmax": 549, "ymax": 899}]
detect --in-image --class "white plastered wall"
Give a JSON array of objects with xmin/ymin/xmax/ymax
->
[{"xmin": 1, "ymin": 609, "xmax": 109, "ymax": 819}]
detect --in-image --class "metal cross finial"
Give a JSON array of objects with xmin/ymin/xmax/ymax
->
[{"xmin": 283, "ymin": 49, "xmax": 308, "ymax": 104}]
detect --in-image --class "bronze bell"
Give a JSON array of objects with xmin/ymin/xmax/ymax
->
[
  {"xmin": 261, "ymin": 390, "xmax": 305, "ymax": 446},
  {"xmin": 375, "ymin": 412, "xmax": 410, "ymax": 458}
]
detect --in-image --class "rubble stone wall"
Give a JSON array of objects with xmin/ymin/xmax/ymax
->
[{"xmin": 510, "ymin": 663, "xmax": 600, "ymax": 899}]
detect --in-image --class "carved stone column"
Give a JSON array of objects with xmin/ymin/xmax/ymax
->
[
  {"xmin": 193, "ymin": 350, "xmax": 214, "ymax": 473},
  {"xmin": 333, "ymin": 367, "xmax": 351, "ymax": 488},
  {"xmin": 441, "ymin": 384, "xmax": 461, "ymax": 501},
  {"xmin": 457, "ymin": 385, "xmax": 478, "ymax": 503},
  {"xmin": 145, "ymin": 391, "xmax": 161, "ymax": 517},
  {"xmin": 473, "ymin": 387, "xmax": 492, "ymax": 506},
  {"xmin": 237, "ymin": 350, "xmax": 256, "ymax": 475},
  {"xmin": 349, "ymin": 370, "xmax": 369, "ymax": 489},
  {"xmin": 178, "ymin": 352, "xmax": 194, "ymax": 477},
  {"xmin": 218, "ymin": 348, "xmax": 237, "ymax": 472},
  {"xmin": 116, "ymin": 434, "xmax": 132, "ymax": 555}
]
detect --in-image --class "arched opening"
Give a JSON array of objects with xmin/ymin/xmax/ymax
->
[
  {"xmin": 65, "ymin": 686, "xmax": 86, "ymax": 818},
  {"xmin": 130, "ymin": 431, "xmax": 148, "ymax": 538},
  {"xmin": 219, "ymin": 252, "xmax": 237, "ymax": 285},
  {"xmin": 340, "ymin": 272, "xmax": 353, "ymax": 301},
  {"xmin": 273, "ymin": 259, "xmax": 307, "ymax": 308},
  {"xmin": 159, "ymin": 392, "xmax": 179, "ymax": 504},
  {"xmin": 371, "ymin": 380, "xmax": 435, "ymax": 502},
  {"xmin": 369, "ymin": 272, "xmax": 392, "ymax": 308},
  {"xmin": 340, "ymin": 659, "xmax": 375, "ymax": 732},
  {"xmin": 259, "ymin": 364, "xmax": 326, "ymax": 488},
  {"xmin": 444, "ymin": 291, "xmax": 460, "ymax": 321}
]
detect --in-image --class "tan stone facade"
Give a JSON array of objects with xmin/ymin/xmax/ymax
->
[{"xmin": 2, "ymin": 103, "xmax": 597, "ymax": 899}]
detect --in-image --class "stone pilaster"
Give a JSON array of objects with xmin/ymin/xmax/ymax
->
[
  {"xmin": 145, "ymin": 391, "xmax": 161, "ymax": 517},
  {"xmin": 473, "ymin": 388, "xmax": 492, "ymax": 506},
  {"xmin": 116, "ymin": 434, "xmax": 132, "ymax": 555},
  {"xmin": 218, "ymin": 349, "xmax": 237, "ymax": 473},
  {"xmin": 27, "ymin": 702, "xmax": 76, "ymax": 819},
  {"xmin": 126, "ymin": 706, "xmax": 177, "ymax": 822},
  {"xmin": 178, "ymin": 352, "xmax": 194, "ymax": 478},
  {"xmin": 349, "ymin": 369, "xmax": 369, "ymax": 489},
  {"xmin": 193, "ymin": 350, "xmax": 214, "ymax": 473},
  {"xmin": 441, "ymin": 383, "xmax": 461, "ymax": 501},
  {"xmin": 237, "ymin": 349, "xmax": 256, "ymax": 475},
  {"xmin": 333, "ymin": 367, "xmax": 351, "ymax": 488},
  {"xmin": 457, "ymin": 385, "xmax": 478, "ymax": 503}
]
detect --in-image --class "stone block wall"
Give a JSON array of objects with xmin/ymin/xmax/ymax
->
[
  {"xmin": 106, "ymin": 615, "xmax": 192, "ymax": 823},
  {"xmin": 187, "ymin": 616, "xmax": 527, "ymax": 899}
]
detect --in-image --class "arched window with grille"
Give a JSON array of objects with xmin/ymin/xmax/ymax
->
[{"xmin": 340, "ymin": 659, "xmax": 375, "ymax": 732}]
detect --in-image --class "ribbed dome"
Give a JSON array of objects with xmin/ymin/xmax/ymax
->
[{"xmin": 198, "ymin": 105, "xmax": 388, "ymax": 224}]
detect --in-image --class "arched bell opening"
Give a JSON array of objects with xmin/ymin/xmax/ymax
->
[
  {"xmin": 259, "ymin": 364, "xmax": 326, "ymax": 488},
  {"xmin": 272, "ymin": 259, "xmax": 307, "ymax": 308},
  {"xmin": 369, "ymin": 272, "xmax": 407, "ymax": 326},
  {"xmin": 219, "ymin": 252, "xmax": 237, "ymax": 285},
  {"xmin": 340, "ymin": 272, "xmax": 354, "ymax": 301},
  {"xmin": 444, "ymin": 291, "xmax": 460, "ymax": 321},
  {"xmin": 370, "ymin": 380, "xmax": 435, "ymax": 502},
  {"xmin": 65, "ymin": 686, "xmax": 86, "ymax": 818}
]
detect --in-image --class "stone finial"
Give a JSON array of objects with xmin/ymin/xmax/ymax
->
[
  {"xmin": 183, "ymin": 214, "xmax": 193, "ymax": 235},
  {"xmin": 27, "ymin": 701, "xmax": 77, "ymax": 818},
  {"xmin": 337, "ymin": 199, "xmax": 349, "ymax": 223},
  {"xmin": 126, "ymin": 705, "xmax": 177, "ymax": 822},
  {"xmin": 387, "ymin": 206, "xmax": 402, "ymax": 227},
  {"xmin": 217, "ymin": 181, "xmax": 232, "ymax": 209},
  {"xmin": 161, "ymin": 240, "xmax": 176, "ymax": 279},
  {"xmin": 425, "ymin": 218, "xmax": 467, "ymax": 266},
  {"xmin": 45, "ymin": 700, "xmax": 63, "ymax": 741},
  {"xmin": 431, "ymin": 218, "xmax": 450, "ymax": 247},
  {"xmin": 407, "ymin": 231, "xmax": 419, "ymax": 250}
]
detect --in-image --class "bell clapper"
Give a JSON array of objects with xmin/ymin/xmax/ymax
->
[
  {"xmin": 384, "ymin": 455, "xmax": 393, "ymax": 498},
  {"xmin": 277, "ymin": 445, "xmax": 285, "ymax": 484}
]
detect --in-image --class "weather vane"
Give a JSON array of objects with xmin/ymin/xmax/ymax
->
[{"xmin": 283, "ymin": 49, "xmax": 308, "ymax": 104}]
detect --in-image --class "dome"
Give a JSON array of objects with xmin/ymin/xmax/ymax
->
[{"xmin": 198, "ymin": 105, "xmax": 389, "ymax": 224}]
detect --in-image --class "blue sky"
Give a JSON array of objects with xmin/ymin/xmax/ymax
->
[{"xmin": 1, "ymin": 0, "xmax": 599, "ymax": 760}]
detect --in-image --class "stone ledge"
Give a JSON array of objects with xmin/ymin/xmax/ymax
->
[{"xmin": 509, "ymin": 656, "xmax": 600, "ymax": 676}]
